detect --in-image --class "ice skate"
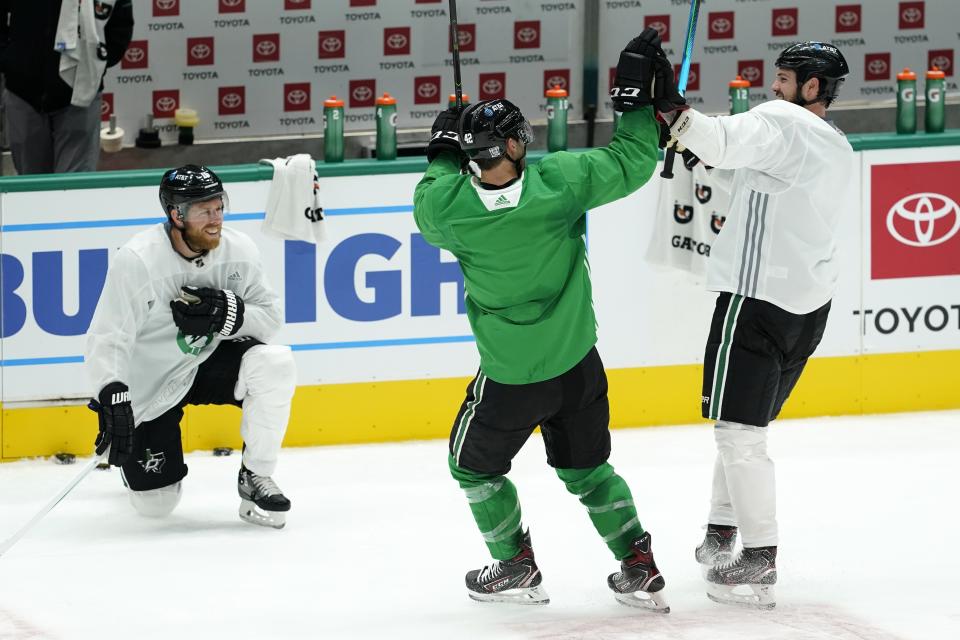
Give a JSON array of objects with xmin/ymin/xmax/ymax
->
[
  {"xmin": 237, "ymin": 464, "xmax": 290, "ymax": 529},
  {"xmin": 465, "ymin": 530, "xmax": 549, "ymax": 605},
  {"xmin": 695, "ymin": 524, "xmax": 738, "ymax": 576},
  {"xmin": 705, "ymin": 545, "xmax": 777, "ymax": 609},
  {"xmin": 608, "ymin": 531, "xmax": 669, "ymax": 613}
]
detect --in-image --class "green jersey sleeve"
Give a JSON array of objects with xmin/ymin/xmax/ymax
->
[
  {"xmin": 413, "ymin": 152, "xmax": 463, "ymax": 249},
  {"xmin": 540, "ymin": 107, "xmax": 659, "ymax": 219}
]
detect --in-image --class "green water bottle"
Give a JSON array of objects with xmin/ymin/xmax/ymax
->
[
  {"xmin": 375, "ymin": 92, "xmax": 397, "ymax": 161},
  {"xmin": 323, "ymin": 95, "xmax": 344, "ymax": 163},
  {"xmin": 546, "ymin": 86, "xmax": 568, "ymax": 152},
  {"xmin": 896, "ymin": 68, "xmax": 917, "ymax": 134},
  {"xmin": 925, "ymin": 66, "xmax": 945, "ymax": 134},
  {"xmin": 448, "ymin": 93, "xmax": 470, "ymax": 110},
  {"xmin": 729, "ymin": 75, "xmax": 750, "ymax": 114}
]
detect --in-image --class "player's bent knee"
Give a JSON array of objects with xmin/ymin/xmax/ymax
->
[
  {"xmin": 715, "ymin": 422, "xmax": 769, "ymax": 462},
  {"xmin": 556, "ymin": 462, "xmax": 615, "ymax": 496},
  {"xmin": 127, "ymin": 481, "xmax": 182, "ymax": 518},
  {"xmin": 236, "ymin": 344, "xmax": 296, "ymax": 399}
]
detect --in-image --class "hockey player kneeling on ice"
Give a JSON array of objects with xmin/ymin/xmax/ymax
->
[
  {"xmin": 413, "ymin": 29, "xmax": 684, "ymax": 611},
  {"xmin": 85, "ymin": 164, "xmax": 295, "ymax": 529},
  {"xmin": 663, "ymin": 43, "xmax": 853, "ymax": 609}
]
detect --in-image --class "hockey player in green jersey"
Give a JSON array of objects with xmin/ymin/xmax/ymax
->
[{"xmin": 413, "ymin": 29, "xmax": 687, "ymax": 610}]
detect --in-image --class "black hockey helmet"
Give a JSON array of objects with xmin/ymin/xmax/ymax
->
[
  {"xmin": 458, "ymin": 99, "xmax": 534, "ymax": 160},
  {"xmin": 159, "ymin": 164, "xmax": 227, "ymax": 221},
  {"xmin": 775, "ymin": 42, "xmax": 849, "ymax": 106}
]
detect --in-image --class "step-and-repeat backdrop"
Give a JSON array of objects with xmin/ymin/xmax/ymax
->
[
  {"xmin": 101, "ymin": 0, "xmax": 584, "ymax": 144},
  {"xmin": 599, "ymin": 0, "xmax": 959, "ymax": 118}
]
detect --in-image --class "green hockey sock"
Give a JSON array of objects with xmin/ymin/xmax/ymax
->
[
  {"xmin": 556, "ymin": 463, "xmax": 644, "ymax": 559},
  {"xmin": 449, "ymin": 455, "xmax": 523, "ymax": 560}
]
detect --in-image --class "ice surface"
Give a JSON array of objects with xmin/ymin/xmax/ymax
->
[{"xmin": 1, "ymin": 411, "xmax": 958, "ymax": 639}]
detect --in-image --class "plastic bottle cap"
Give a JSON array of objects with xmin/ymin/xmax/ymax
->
[
  {"xmin": 546, "ymin": 87, "xmax": 568, "ymax": 98},
  {"xmin": 729, "ymin": 75, "xmax": 750, "ymax": 88},
  {"xmin": 897, "ymin": 68, "xmax": 917, "ymax": 80},
  {"xmin": 376, "ymin": 92, "xmax": 397, "ymax": 106},
  {"xmin": 324, "ymin": 96, "xmax": 345, "ymax": 108},
  {"xmin": 927, "ymin": 67, "xmax": 946, "ymax": 79},
  {"xmin": 449, "ymin": 93, "xmax": 470, "ymax": 103},
  {"xmin": 174, "ymin": 108, "xmax": 199, "ymax": 127}
]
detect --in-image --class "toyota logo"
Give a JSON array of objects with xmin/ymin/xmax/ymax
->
[
  {"xmin": 711, "ymin": 18, "xmax": 731, "ymax": 34},
  {"xmin": 321, "ymin": 37, "xmax": 342, "ymax": 53},
  {"xmin": 222, "ymin": 0, "xmax": 242, "ymax": 6},
  {"xmin": 546, "ymin": 75, "xmax": 567, "ymax": 89},
  {"xmin": 458, "ymin": 30, "xmax": 472, "ymax": 46},
  {"xmin": 386, "ymin": 33, "xmax": 408, "ymax": 50},
  {"xmin": 100, "ymin": 100, "xmax": 110, "ymax": 116},
  {"xmin": 256, "ymin": 40, "xmax": 277, "ymax": 56},
  {"xmin": 287, "ymin": 89, "xmax": 308, "ymax": 105},
  {"xmin": 156, "ymin": 96, "xmax": 176, "ymax": 113},
  {"xmin": 352, "ymin": 85, "xmax": 373, "ymax": 102},
  {"xmin": 482, "ymin": 79, "xmax": 503, "ymax": 94},
  {"xmin": 688, "ymin": 68, "xmax": 698, "ymax": 85},
  {"xmin": 868, "ymin": 59, "xmax": 888, "ymax": 75},
  {"xmin": 156, "ymin": 0, "xmax": 175, "ymax": 9},
  {"xmin": 931, "ymin": 55, "xmax": 951, "ymax": 72},
  {"xmin": 417, "ymin": 82, "xmax": 438, "ymax": 98},
  {"xmin": 886, "ymin": 192, "xmax": 960, "ymax": 247},
  {"xmin": 221, "ymin": 92, "xmax": 242, "ymax": 108},
  {"xmin": 191, "ymin": 44, "xmax": 211, "ymax": 59},
  {"xmin": 774, "ymin": 14, "xmax": 795, "ymax": 30},
  {"xmin": 125, "ymin": 47, "xmax": 145, "ymax": 62},
  {"xmin": 741, "ymin": 66, "xmax": 761, "ymax": 82},
  {"xmin": 838, "ymin": 11, "xmax": 858, "ymax": 27},
  {"xmin": 901, "ymin": 7, "xmax": 922, "ymax": 23},
  {"xmin": 648, "ymin": 21, "xmax": 667, "ymax": 37},
  {"xmin": 517, "ymin": 27, "xmax": 538, "ymax": 43}
]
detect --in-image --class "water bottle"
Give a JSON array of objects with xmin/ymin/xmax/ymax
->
[
  {"xmin": 896, "ymin": 68, "xmax": 917, "ymax": 134},
  {"xmin": 323, "ymin": 96, "xmax": 344, "ymax": 163},
  {"xmin": 545, "ymin": 86, "xmax": 568, "ymax": 152},
  {"xmin": 925, "ymin": 66, "xmax": 945, "ymax": 134},
  {"xmin": 375, "ymin": 92, "xmax": 397, "ymax": 161},
  {"xmin": 729, "ymin": 75, "xmax": 750, "ymax": 115}
]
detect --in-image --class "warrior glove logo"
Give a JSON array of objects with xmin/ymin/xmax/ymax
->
[{"xmin": 886, "ymin": 193, "xmax": 960, "ymax": 247}]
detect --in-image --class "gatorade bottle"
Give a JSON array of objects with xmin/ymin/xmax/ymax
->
[
  {"xmin": 448, "ymin": 93, "xmax": 470, "ymax": 109},
  {"xmin": 323, "ymin": 96, "xmax": 344, "ymax": 163},
  {"xmin": 375, "ymin": 92, "xmax": 398, "ymax": 161},
  {"xmin": 546, "ymin": 86, "xmax": 569, "ymax": 152},
  {"xmin": 729, "ymin": 75, "xmax": 750, "ymax": 115},
  {"xmin": 896, "ymin": 68, "xmax": 917, "ymax": 134},
  {"xmin": 925, "ymin": 66, "xmax": 945, "ymax": 134}
]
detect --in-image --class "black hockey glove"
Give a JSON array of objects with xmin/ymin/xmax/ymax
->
[
  {"xmin": 681, "ymin": 148, "xmax": 706, "ymax": 171},
  {"xmin": 426, "ymin": 107, "xmax": 466, "ymax": 163},
  {"xmin": 170, "ymin": 286, "xmax": 245, "ymax": 337},
  {"xmin": 89, "ymin": 381, "xmax": 135, "ymax": 467},
  {"xmin": 610, "ymin": 28, "xmax": 666, "ymax": 112},
  {"xmin": 652, "ymin": 61, "xmax": 688, "ymax": 117}
]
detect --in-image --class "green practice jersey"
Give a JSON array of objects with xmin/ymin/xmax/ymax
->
[{"xmin": 413, "ymin": 107, "xmax": 659, "ymax": 384}]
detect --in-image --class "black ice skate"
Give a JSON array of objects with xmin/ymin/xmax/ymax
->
[
  {"xmin": 465, "ymin": 530, "xmax": 549, "ymax": 605},
  {"xmin": 607, "ymin": 531, "xmax": 669, "ymax": 613},
  {"xmin": 705, "ymin": 545, "xmax": 777, "ymax": 609},
  {"xmin": 237, "ymin": 464, "xmax": 290, "ymax": 529},
  {"xmin": 695, "ymin": 524, "xmax": 738, "ymax": 575}
]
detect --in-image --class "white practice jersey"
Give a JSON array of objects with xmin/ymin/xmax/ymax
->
[
  {"xmin": 674, "ymin": 100, "xmax": 854, "ymax": 314},
  {"xmin": 85, "ymin": 224, "xmax": 283, "ymax": 424}
]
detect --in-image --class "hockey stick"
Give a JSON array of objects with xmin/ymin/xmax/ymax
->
[
  {"xmin": 660, "ymin": 0, "xmax": 703, "ymax": 179},
  {"xmin": 448, "ymin": 0, "xmax": 463, "ymax": 111},
  {"xmin": 0, "ymin": 450, "xmax": 106, "ymax": 558}
]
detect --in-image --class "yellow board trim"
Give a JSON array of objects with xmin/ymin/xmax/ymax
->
[{"xmin": 3, "ymin": 350, "xmax": 959, "ymax": 460}]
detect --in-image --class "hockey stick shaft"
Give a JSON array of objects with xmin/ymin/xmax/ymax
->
[
  {"xmin": 448, "ymin": 0, "xmax": 463, "ymax": 110},
  {"xmin": 0, "ymin": 452, "xmax": 105, "ymax": 558},
  {"xmin": 660, "ymin": 0, "xmax": 703, "ymax": 179}
]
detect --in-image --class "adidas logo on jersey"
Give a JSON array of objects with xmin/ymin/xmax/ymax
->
[
  {"xmin": 494, "ymin": 194, "xmax": 511, "ymax": 207},
  {"xmin": 228, "ymin": 271, "xmax": 242, "ymax": 281}
]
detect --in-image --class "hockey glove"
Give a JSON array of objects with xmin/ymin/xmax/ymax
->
[
  {"xmin": 89, "ymin": 381, "xmax": 135, "ymax": 467},
  {"xmin": 427, "ymin": 107, "xmax": 466, "ymax": 163},
  {"xmin": 652, "ymin": 61, "xmax": 689, "ymax": 117},
  {"xmin": 610, "ymin": 28, "xmax": 665, "ymax": 112},
  {"xmin": 170, "ymin": 286, "xmax": 245, "ymax": 337}
]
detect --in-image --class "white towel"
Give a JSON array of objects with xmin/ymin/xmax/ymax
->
[
  {"xmin": 260, "ymin": 154, "xmax": 327, "ymax": 244},
  {"xmin": 645, "ymin": 162, "xmax": 730, "ymax": 278},
  {"xmin": 55, "ymin": 0, "xmax": 110, "ymax": 107}
]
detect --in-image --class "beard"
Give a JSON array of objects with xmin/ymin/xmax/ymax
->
[{"xmin": 182, "ymin": 223, "xmax": 221, "ymax": 252}]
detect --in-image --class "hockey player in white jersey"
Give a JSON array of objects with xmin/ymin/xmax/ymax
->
[
  {"xmin": 662, "ymin": 43, "xmax": 853, "ymax": 608},
  {"xmin": 85, "ymin": 164, "xmax": 296, "ymax": 528}
]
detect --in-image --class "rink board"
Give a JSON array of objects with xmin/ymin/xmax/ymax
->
[{"xmin": 2, "ymin": 140, "xmax": 959, "ymax": 459}]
